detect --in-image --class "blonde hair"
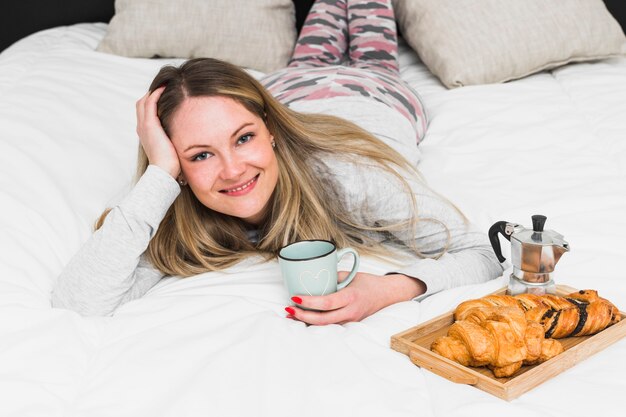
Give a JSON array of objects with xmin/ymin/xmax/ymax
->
[{"xmin": 97, "ymin": 58, "xmax": 452, "ymax": 277}]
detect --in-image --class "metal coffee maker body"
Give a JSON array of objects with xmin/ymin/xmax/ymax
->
[{"xmin": 489, "ymin": 215, "xmax": 569, "ymax": 295}]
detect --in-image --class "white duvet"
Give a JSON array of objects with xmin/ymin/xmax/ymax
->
[{"xmin": 1, "ymin": 24, "xmax": 626, "ymax": 417}]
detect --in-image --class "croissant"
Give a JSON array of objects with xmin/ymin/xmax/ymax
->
[
  {"xmin": 454, "ymin": 290, "xmax": 621, "ymax": 339},
  {"xmin": 431, "ymin": 306, "xmax": 563, "ymax": 377}
]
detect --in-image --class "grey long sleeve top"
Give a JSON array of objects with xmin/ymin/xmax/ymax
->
[{"xmin": 52, "ymin": 163, "xmax": 504, "ymax": 316}]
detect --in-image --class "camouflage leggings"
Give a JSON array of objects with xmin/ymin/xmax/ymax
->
[{"xmin": 261, "ymin": 0, "xmax": 427, "ymax": 143}]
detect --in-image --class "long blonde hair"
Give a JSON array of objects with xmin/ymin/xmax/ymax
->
[{"xmin": 97, "ymin": 58, "xmax": 449, "ymax": 277}]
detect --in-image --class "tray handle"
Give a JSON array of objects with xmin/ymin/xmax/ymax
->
[{"xmin": 409, "ymin": 348, "xmax": 479, "ymax": 385}]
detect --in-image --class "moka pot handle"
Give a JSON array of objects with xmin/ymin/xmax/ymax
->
[{"xmin": 488, "ymin": 221, "xmax": 514, "ymax": 263}]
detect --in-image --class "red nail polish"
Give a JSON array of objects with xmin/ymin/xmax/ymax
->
[
  {"xmin": 285, "ymin": 306, "xmax": 296, "ymax": 315},
  {"xmin": 291, "ymin": 296, "xmax": 303, "ymax": 304}
]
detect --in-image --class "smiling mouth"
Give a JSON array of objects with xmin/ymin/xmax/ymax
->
[{"xmin": 219, "ymin": 174, "xmax": 260, "ymax": 195}]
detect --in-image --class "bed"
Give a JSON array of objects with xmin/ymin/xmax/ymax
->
[{"xmin": 1, "ymin": 1, "xmax": 626, "ymax": 416}]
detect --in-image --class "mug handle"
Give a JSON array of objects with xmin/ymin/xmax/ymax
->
[{"xmin": 336, "ymin": 247, "xmax": 360, "ymax": 290}]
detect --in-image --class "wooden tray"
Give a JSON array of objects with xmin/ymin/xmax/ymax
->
[{"xmin": 390, "ymin": 285, "xmax": 626, "ymax": 401}]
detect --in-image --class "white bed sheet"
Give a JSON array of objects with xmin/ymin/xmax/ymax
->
[{"xmin": 1, "ymin": 23, "xmax": 625, "ymax": 417}]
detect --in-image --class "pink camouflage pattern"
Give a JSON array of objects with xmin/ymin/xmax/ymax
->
[{"xmin": 261, "ymin": 0, "xmax": 427, "ymax": 143}]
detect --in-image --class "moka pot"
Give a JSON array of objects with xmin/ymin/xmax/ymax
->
[{"xmin": 488, "ymin": 215, "xmax": 569, "ymax": 295}]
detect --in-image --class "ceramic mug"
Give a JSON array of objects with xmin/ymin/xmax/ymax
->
[{"xmin": 278, "ymin": 240, "xmax": 360, "ymax": 303}]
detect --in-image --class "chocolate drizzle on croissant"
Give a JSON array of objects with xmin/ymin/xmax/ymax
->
[
  {"xmin": 543, "ymin": 309, "xmax": 561, "ymax": 339},
  {"xmin": 565, "ymin": 298, "xmax": 588, "ymax": 337}
]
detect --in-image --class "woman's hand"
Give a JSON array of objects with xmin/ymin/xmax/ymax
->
[
  {"xmin": 285, "ymin": 272, "xmax": 426, "ymax": 325},
  {"xmin": 135, "ymin": 86, "xmax": 181, "ymax": 179}
]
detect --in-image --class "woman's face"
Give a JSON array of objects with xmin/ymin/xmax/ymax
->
[{"xmin": 169, "ymin": 96, "xmax": 279, "ymax": 225}]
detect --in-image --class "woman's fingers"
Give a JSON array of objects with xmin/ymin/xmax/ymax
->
[
  {"xmin": 287, "ymin": 288, "xmax": 357, "ymax": 325},
  {"xmin": 287, "ymin": 303, "xmax": 353, "ymax": 326},
  {"xmin": 144, "ymin": 86, "xmax": 166, "ymax": 120},
  {"xmin": 295, "ymin": 288, "xmax": 353, "ymax": 312},
  {"xmin": 136, "ymin": 86, "xmax": 165, "ymax": 130}
]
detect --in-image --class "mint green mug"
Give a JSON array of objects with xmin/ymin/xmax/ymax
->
[{"xmin": 278, "ymin": 240, "xmax": 360, "ymax": 304}]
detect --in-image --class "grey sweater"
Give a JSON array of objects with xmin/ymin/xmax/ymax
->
[{"xmin": 52, "ymin": 163, "xmax": 504, "ymax": 316}]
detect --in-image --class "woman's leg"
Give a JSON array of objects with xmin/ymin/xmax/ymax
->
[
  {"xmin": 288, "ymin": 0, "xmax": 349, "ymax": 68},
  {"xmin": 347, "ymin": 0, "xmax": 399, "ymax": 73},
  {"xmin": 341, "ymin": 0, "xmax": 426, "ymax": 142},
  {"xmin": 263, "ymin": 0, "xmax": 427, "ymax": 144}
]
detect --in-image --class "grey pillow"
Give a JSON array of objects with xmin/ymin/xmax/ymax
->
[
  {"xmin": 97, "ymin": 0, "xmax": 297, "ymax": 72},
  {"xmin": 393, "ymin": 0, "xmax": 626, "ymax": 88}
]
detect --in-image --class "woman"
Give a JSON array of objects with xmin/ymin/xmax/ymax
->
[{"xmin": 52, "ymin": 0, "xmax": 503, "ymax": 322}]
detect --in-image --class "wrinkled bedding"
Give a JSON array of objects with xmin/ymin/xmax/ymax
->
[{"xmin": 1, "ymin": 23, "xmax": 625, "ymax": 417}]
